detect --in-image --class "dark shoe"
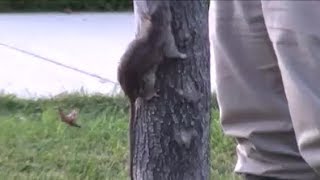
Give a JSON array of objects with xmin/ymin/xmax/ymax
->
[{"xmin": 244, "ymin": 174, "xmax": 287, "ymax": 180}]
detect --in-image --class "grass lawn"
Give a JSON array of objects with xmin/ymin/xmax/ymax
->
[{"xmin": 0, "ymin": 93, "xmax": 240, "ymax": 180}]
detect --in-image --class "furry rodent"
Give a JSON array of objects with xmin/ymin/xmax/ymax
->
[{"xmin": 117, "ymin": 1, "xmax": 187, "ymax": 179}]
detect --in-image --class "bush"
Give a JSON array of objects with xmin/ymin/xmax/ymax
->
[{"xmin": 0, "ymin": 0, "xmax": 133, "ymax": 12}]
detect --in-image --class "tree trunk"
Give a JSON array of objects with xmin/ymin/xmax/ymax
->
[{"xmin": 132, "ymin": 1, "xmax": 211, "ymax": 180}]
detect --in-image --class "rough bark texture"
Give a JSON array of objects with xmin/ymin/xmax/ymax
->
[{"xmin": 133, "ymin": 1, "xmax": 211, "ymax": 180}]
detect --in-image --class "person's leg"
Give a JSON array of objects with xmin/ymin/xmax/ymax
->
[
  {"xmin": 262, "ymin": 1, "xmax": 320, "ymax": 175},
  {"xmin": 209, "ymin": 1, "xmax": 319, "ymax": 179}
]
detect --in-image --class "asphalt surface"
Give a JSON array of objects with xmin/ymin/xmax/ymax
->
[{"xmin": 0, "ymin": 12, "xmax": 216, "ymax": 99}]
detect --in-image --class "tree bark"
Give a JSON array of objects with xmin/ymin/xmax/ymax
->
[{"xmin": 132, "ymin": 1, "xmax": 211, "ymax": 180}]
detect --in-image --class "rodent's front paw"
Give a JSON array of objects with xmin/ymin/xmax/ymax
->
[{"xmin": 144, "ymin": 90, "xmax": 160, "ymax": 101}]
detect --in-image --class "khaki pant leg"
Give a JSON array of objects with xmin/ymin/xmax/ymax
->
[
  {"xmin": 209, "ymin": 1, "xmax": 319, "ymax": 179},
  {"xmin": 262, "ymin": 1, "xmax": 320, "ymax": 175}
]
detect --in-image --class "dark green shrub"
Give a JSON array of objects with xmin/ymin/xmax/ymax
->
[{"xmin": 0, "ymin": 0, "xmax": 133, "ymax": 12}]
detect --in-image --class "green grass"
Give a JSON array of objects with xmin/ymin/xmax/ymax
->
[{"xmin": 0, "ymin": 93, "xmax": 239, "ymax": 180}]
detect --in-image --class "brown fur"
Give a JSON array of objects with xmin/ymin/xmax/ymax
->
[{"xmin": 58, "ymin": 107, "xmax": 81, "ymax": 128}]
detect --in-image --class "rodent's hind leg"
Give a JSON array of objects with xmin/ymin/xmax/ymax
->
[{"xmin": 141, "ymin": 66, "xmax": 160, "ymax": 101}]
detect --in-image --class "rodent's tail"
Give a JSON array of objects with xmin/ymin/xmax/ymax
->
[
  {"xmin": 71, "ymin": 123, "xmax": 81, "ymax": 128},
  {"xmin": 129, "ymin": 99, "xmax": 136, "ymax": 180}
]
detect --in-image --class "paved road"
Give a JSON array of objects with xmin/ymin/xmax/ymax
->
[{"xmin": 0, "ymin": 12, "xmax": 215, "ymax": 99}]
